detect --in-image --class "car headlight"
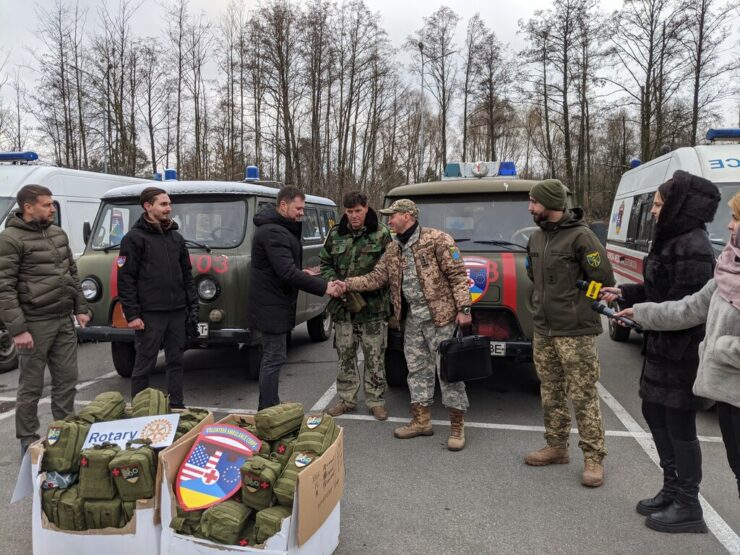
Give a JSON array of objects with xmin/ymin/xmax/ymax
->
[
  {"xmin": 197, "ymin": 277, "xmax": 220, "ymax": 301},
  {"xmin": 80, "ymin": 277, "xmax": 101, "ymax": 302}
]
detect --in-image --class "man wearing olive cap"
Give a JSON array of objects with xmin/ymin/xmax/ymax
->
[
  {"xmin": 524, "ymin": 179, "xmax": 615, "ymax": 487},
  {"xmin": 338, "ymin": 198, "xmax": 473, "ymax": 451}
]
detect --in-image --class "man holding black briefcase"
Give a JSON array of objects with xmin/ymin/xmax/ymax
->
[{"xmin": 338, "ymin": 199, "xmax": 473, "ymax": 451}]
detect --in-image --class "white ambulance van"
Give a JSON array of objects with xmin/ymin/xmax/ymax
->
[
  {"xmin": 605, "ymin": 128, "xmax": 740, "ymax": 340},
  {"xmin": 0, "ymin": 151, "xmax": 151, "ymax": 372}
]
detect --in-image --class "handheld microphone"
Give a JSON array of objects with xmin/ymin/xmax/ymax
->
[
  {"xmin": 591, "ymin": 301, "xmax": 642, "ymax": 331},
  {"xmin": 576, "ymin": 280, "xmax": 626, "ymax": 303}
]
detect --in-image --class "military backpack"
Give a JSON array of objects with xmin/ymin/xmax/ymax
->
[
  {"xmin": 174, "ymin": 408, "xmax": 210, "ymax": 440},
  {"xmin": 196, "ymin": 500, "xmax": 251, "ymax": 545},
  {"xmin": 108, "ymin": 439, "xmax": 157, "ymax": 501},
  {"xmin": 240, "ymin": 455, "xmax": 282, "ymax": 511},
  {"xmin": 42, "ymin": 484, "xmax": 87, "ymax": 531},
  {"xmin": 131, "ymin": 387, "xmax": 169, "ymax": 417},
  {"xmin": 78, "ymin": 391, "xmax": 126, "ymax": 423},
  {"xmin": 273, "ymin": 451, "xmax": 316, "ymax": 507},
  {"xmin": 41, "ymin": 416, "xmax": 90, "ymax": 473},
  {"xmin": 255, "ymin": 505, "xmax": 292, "ymax": 544},
  {"xmin": 78, "ymin": 443, "xmax": 120, "ymax": 499},
  {"xmin": 254, "ymin": 403, "xmax": 304, "ymax": 440},
  {"xmin": 294, "ymin": 413, "xmax": 337, "ymax": 455},
  {"xmin": 84, "ymin": 498, "xmax": 124, "ymax": 529}
]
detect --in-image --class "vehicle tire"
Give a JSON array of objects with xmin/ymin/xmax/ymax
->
[
  {"xmin": 307, "ymin": 308, "xmax": 332, "ymax": 342},
  {"xmin": 111, "ymin": 342, "xmax": 136, "ymax": 377},
  {"xmin": 0, "ymin": 329, "xmax": 18, "ymax": 373},
  {"xmin": 608, "ymin": 311, "xmax": 631, "ymax": 342},
  {"xmin": 384, "ymin": 349, "xmax": 408, "ymax": 388},
  {"xmin": 242, "ymin": 343, "xmax": 263, "ymax": 381}
]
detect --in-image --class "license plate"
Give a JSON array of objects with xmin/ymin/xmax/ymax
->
[
  {"xmin": 490, "ymin": 342, "xmax": 506, "ymax": 356},
  {"xmin": 197, "ymin": 323, "xmax": 209, "ymax": 338}
]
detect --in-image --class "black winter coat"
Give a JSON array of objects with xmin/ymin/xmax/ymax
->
[
  {"xmin": 118, "ymin": 215, "xmax": 196, "ymax": 321},
  {"xmin": 621, "ymin": 171, "xmax": 720, "ymax": 409},
  {"xmin": 247, "ymin": 204, "xmax": 327, "ymax": 334}
]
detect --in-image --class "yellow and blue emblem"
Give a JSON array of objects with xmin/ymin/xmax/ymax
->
[{"xmin": 585, "ymin": 251, "xmax": 601, "ymax": 268}]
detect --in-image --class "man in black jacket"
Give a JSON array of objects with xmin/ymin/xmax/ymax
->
[
  {"xmin": 247, "ymin": 186, "xmax": 340, "ymax": 410},
  {"xmin": 118, "ymin": 187, "xmax": 196, "ymax": 408}
]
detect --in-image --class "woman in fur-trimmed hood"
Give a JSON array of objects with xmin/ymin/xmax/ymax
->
[{"xmin": 601, "ymin": 170, "xmax": 720, "ymax": 534}]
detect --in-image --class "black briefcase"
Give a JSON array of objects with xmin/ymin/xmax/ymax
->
[{"xmin": 438, "ymin": 326, "xmax": 493, "ymax": 383}]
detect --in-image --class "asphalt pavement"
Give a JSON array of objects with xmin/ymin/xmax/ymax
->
[{"xmin": 1, "ymin": 320, "xmax": 738, "ymax": 554}]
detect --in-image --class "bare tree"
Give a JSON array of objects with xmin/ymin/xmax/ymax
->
[{"xmin": 461, "ymin": 14, "xmax": 486, "ymax": 163}]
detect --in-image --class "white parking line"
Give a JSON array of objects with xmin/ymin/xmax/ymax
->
[
  {"xmin": 310, "ymin": 383, "xmax": 337, "ymax": 412},
  {"xmin": 597, "ymin": 382, "xmax": 740, "ymax": 554}
]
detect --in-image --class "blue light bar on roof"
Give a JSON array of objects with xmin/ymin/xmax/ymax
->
[
  {"xmin": 152, "ymin": 172, "xmax": 162, "ymax": 181},
  {"xmin": 0, "ymin": 151, "xmax": 39, "ymax": 162},
  {"xmin": 164, "ymin": 168, "xmax": 177, "ymax": 181},
  {"xmin": 245, "ymin": 165, "xmax": 259, "ymax": 181},
  {"xmin": 706, "ymin": 128, "xmax": 740, "ymax": 141},
  {"xmin": 498, "ymin": 161, "xmax": 516, "ymax": 176}
]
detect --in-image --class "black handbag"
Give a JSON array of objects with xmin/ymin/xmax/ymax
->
[{"xmin": 438, "ymin": 326, "xmax": 493, "ymax": 383}]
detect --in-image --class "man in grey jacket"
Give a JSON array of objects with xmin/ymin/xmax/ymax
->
[{"xmin": 0, "ymin": 185, "xmax": 90, "ymax": 456}]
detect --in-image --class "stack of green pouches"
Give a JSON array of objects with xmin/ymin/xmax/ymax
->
[
  {"xmin": 42, "ymin": 484, "xmax": 87, "ymax": 530},
  {"xmin": 233, "ymin": 416, "xmax": 272, "ymax": 456},
  {"xmin": 293, "ymin": 413, "xmax": 337, "ymax": 455},
  {"xmin": 196, "ymin": 500, "xmax": 252, "ymax": 545},
  {"xmin": 269, "ymin": 434, "xmax": 297, "ymax": 469},
  {"xmin": 78, "ymin": 443, "xmax": 120, "ymax": 499},
  {"xmin": 109, "ymin": 439, "xmax": 157, "ymax": 501},
  {"xmin": 42, "ymin": 415, "xmax": 91, "ymax": 473},
  {"xmin": 254, "ymin": 506, "xmax": 292, "ymax": 544},
  {"xmin": 170, "ymin": 506, "xmax": 205, "ymax": 536},
  {"xmin": 240, "ymin": 455, "xmax": 283, "ymax": 511},
  {"xmin": 174, "ymin": 408, "xmax": 211, "ymax": 440},
  {"xmin": 78, "ymin": 391, "xmax": 126, "ymax": 423},
  {"xmin": 273, "ymin": 451, "xmax": 317, "ymax": 507},
  {"xmin": 84, "ymin": 498, "xmax": 125, "ymax": 529},
  {"xmin": 131, "ymin": 387, "xmax": 169, "ymax": 417},
  {"xmin": 254, "ymin": 403, "xmax": 304, "ymax": 441}
]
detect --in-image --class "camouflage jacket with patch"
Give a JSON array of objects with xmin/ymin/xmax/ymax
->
[
  {"xmin": 345, "ymin": 226, "xmax": 471, "ymax": 329},
  {"xmin": 319, "ymin": 208, "xmax": 392, "ymax": 323},
  {"xmin": 526, "ymin": 208, "xmax": 615, "ymax": 336}
]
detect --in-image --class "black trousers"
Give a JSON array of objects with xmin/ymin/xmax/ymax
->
[
  {"xmin": 642, "ymin": 400, "xmax": 697, "ymax": 441},
  {"xmin": 258, "ymin": 332, "xmax": 287, "ymax": 411},
  {"xmin": 717, "ymin": 402, "xmax": 740, "ymax": 487},
  {"xmin": 131, "ymin": 309, "xmax": 186, "ymax": 406}
]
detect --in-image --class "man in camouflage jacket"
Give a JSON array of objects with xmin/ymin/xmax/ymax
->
[
  {"xmin": 342, "ymin": 199, "xmax": 473, "ymax": 451},
  {"xmin": 319, "ymin": 191, "xmax": 392, "ymax": 421}
]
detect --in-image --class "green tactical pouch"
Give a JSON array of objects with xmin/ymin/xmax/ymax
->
[
  {"xmin": 121, "ymin": 501, "xmax": 136, "ymax": 525},
  {"xmin": 240, "ymin": 455, "xmax": 282, "ymax": 511},
  {"xmin": 79, "ymin": 443, "xmax": 120, "ymax": 500},
  {"xmin": 269, "ymin": 434, "xmax": 296, "ymax": 469},
  {"xmin": 109, "ymin": 439, "xmax": 157, "ymax": 501},
  {"xmin": 42, "ymin": 485, "xmax": 87, "ymax": 531},
  {"xmin": 255, "ymin": 505, "xmax": 292, "ymax": 544},
  {"xmin": 78, "ymin": 391, "xmax": 126, "ymax": 423},
  {"xmin": 170, "ymin": 505, "xmax": 205, "ymax": 536},
  {"xmin": 254, "ymin": 403, "xmax": 304, "ymax": 441},
  {"xmin": 344, "ymin": 291, "xmax": 367, "ymax": 314},
  {"xmin": 42, "ymin": 416, "xmax": 91, "ymax": 473},
  {"xmin": 197, "ymin": 500, "xmax": 251, "ymax": 545},
  {"xmin": 273, "ymin": 452, "xmax": 316, "ymax": 507},
  {"xmin": 84, "ymin": 498, "xmax": 124, "ymax": 529},
  {"xmin": 294, "ymin": 413, "xmax": 337, "ymax": 455},
  {"xmin": 131, "ymin": 387, "xmax": 169, "ymax": 417},
  {"xmin": 174, "ymin": 408, "xmax": 210, "ymax": 440}
]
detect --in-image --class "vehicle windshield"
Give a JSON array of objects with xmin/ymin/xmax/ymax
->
[
  {"xmin": 707, "ymin": 182, "xmax": 740, "ymax": 248},
  {"xmin": 0, "ymin": 196, "xmax": 15, "ymax": 223},
  {"xmin": 91, "ymin": 197, "xmax": 248, "ymax": 250},
  {"xmin": 390, "ymin": 193, "xmax": 534, "ymax": 252}
]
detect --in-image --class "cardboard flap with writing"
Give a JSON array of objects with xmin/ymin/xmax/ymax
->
[{"xmin": 296, "ymin": 428, "xmax": 344, "ymax": 545}]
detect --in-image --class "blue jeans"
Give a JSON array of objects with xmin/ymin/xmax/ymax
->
[{"xmin": 258, "ymin": 332, "xmax": 287, "ymax": 410}]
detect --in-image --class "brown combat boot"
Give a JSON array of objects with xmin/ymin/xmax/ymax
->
[
  {"xmin": 524, "ymin": 446, "xmax": 570, "ymax": 466},
  {"xmin": 325, "ymin": 401, "xmax": 355, "ymax": 417},
  {"xmin": 447, "ymin": 409, "xmax": 465, "ymax": 451},
  {"xmin": 370, "ymin": 406, "xmax": 388, "ymax": 421},
  {"xmin": 582, "ymin": 458, "xmax": 605, "ymax": 488},
  {"xmin": 394, "ymin": 403, "xmax": 433, "ymax": 439}
]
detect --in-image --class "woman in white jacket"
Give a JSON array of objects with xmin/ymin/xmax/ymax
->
[{"xmin": 617, "ymin": 192, "xmax": 740, "ymax": 500}]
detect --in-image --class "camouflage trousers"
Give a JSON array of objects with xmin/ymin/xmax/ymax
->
[
  {"xmin": 404, "ymin": 316, "xmax": 468, "ymax": 412},
  {"xmin": 533, "ymin": 332, "xmax": 607, "ymax": 461},
  {"xmin": 334, "ymin": 320, "xmax": 388, "ymax": 408}
]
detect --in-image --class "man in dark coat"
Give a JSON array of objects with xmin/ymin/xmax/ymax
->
[
  {"xmin": 247, "ymin": 186, "xmax": 340, "ymax": 410},
  {"xmin": 118, "ymin": 187, "xmax": 197, "ymax": 408}
]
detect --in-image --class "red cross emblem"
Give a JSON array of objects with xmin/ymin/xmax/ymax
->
[
  {"xmin": 239, "ymin": 539, "xmax": 249, "ymax": 546},
  {"xmin": 111, "ymin": 467, "xmax": 120, "ymax": 476},
  {"xmin": 260, "ymin": 481, "xmax": 270, "ymax": 489},
  {"xmin": 278, "ymin": 444, "xmax": 286, "ymax": 454},
  {"xmin": 80, "ymin": 457, "xmax": 88, "ymax": 467},
  {"xmin": 202, "ymin": 467, "xmax": 220, "ymax": 485}
]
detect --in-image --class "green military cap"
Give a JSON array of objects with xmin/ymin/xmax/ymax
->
[
  {"xmin": 379, "ymin": 198, "xmax": 419, "ymax": 219},
  {"xmin": 530, "ymin": 179, "xmax": 568, "ymax": 210}
]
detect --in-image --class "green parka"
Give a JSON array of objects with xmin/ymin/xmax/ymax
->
[
  {"xmin": 526, "ymin": 208, "xmax": 615, "ymax": 336},
  {"xmin": 319, "ymin": 207, "xmax": 391, "ymax": 323},
  {"xmin": 0, "ymin": 212, "xmax": 88, "ymax": 336}
]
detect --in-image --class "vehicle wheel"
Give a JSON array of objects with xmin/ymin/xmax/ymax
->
[
  {"xmin": 242, "ymin": 343, "xmax": 263, "ymax": 381},
  {"xmin": 608, "ymin": 311, "xmax": 631, "ymax": 342},
  {"xmin": 111, "ymin": 342, "xmax": 136, "ymax": 377},
  {"xmin": 0, "ymin": 329, "xmax": 18, "ymax": 373},
  {"xmin": 307, "ymin": 308, "xmax": 332, "ymax": 342},
  {"xmin": 384, "ymin": 349, "xmax": 408, "ymax": 388}
]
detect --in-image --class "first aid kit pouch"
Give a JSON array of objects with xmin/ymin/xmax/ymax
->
[
  {"xmin": 255, "ymin": 505, "xmax": 292, "ymax": 544},
  {"xmin": 293, "ymin": 414, "xmax": 336, "ymax": 455},
  {"xmin": 196, "ymin": 500, "xmax": 251, "ymax": 545},
  {"xmin": 108, "ymin": 439, "xmax": 157, "ymax": 501},
  {"xmin": 254, "ymin": 403, "xmax": 304, "ymax": 440},
  {"xmin": 240, "ymin": 455, "xmax": 282, "ymax": 511},
  {"xmin": 79, "ymin": 443, "xmax": 120, "ymax": 499},
  {"xmin": 41, "ymin": 416, "xmax": 90, "ymax": 473}
]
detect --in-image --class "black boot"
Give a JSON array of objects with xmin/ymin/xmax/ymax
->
[
  {"xmin": 646, "ymin": 439, "xmax": 707, "ymax": 533},
  {"xmin": 637, "ymin": 428, "xmax": 677, "ymax": 515}
]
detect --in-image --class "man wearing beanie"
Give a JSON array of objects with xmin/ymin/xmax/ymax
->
[{"xmin": 524, "ymin": 179, "xmax": 615, "ymax": 487}]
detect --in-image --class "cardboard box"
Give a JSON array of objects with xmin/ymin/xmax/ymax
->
[
  {"xmin": 15, "ymin": 411, "xmax": 214, "ymax": 555},
  {"xmin": 159, "ymin": 414, "xmax": 344, "ymax": 554}
]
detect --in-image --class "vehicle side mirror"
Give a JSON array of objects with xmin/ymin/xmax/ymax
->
[{"xmin": 83, "ymin": 221, "xmax": 91, "ymax": 246}]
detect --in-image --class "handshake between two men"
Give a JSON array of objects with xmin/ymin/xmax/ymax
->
[{"xmin": 326, "ymin": 280, "xmax": 348, "ymax": 298}]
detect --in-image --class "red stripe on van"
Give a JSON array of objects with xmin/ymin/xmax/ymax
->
[
  {"xmin": 613, "ymin": 266, "xmax": 644, "ymax": 285},
  {"xmin": 501, "ymin": 253, "xmax": 517, "ymax": 310},
  {"xmin": 606, "ymin": 248, "xmax": 644, "ymax": 275}
]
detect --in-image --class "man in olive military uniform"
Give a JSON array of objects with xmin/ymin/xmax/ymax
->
[
  {"xmin": 524, "ymin": 179, "xmax": 615, "ymax": 487},
  {"xmin": 320, "ymin": 191, "xmax": 392, "ymax": 421},
  {"xmin": 338, "ymin": 199, "xmax": 473, "ymax": 451},
  {"xmin": 0, "ymin": 185, "xmax": 90, "ymax": 456}
]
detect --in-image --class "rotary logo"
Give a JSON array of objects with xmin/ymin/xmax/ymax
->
[{"xmin": 141, "ymin": 418, "xmax": 173, "ymax": 443}]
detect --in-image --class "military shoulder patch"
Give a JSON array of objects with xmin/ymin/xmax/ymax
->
[
  {"xmin": 116, "ymin": 256, "xmax": 127, "ymax": 268},
  {"xmin": 585, "ymin": 251, "xmax": 601, "ymax": 268},
  {"xmin": 449, "ymin": 246, "xmax": 461, "ymax": 260}
]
